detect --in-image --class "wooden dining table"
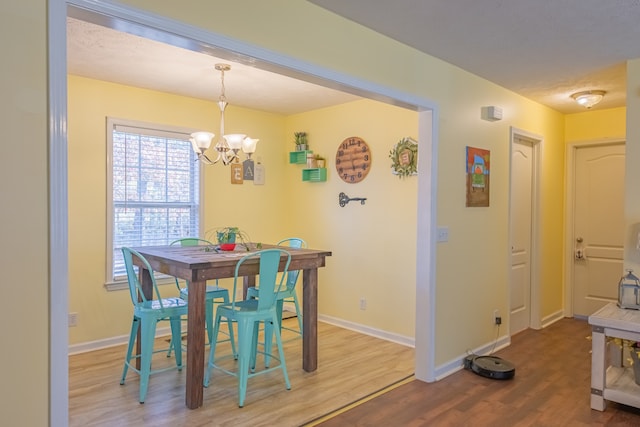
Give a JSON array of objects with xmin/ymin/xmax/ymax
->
[{"xmin": 132, "ymin": 243, "xmax": 332, "ymax": 409}]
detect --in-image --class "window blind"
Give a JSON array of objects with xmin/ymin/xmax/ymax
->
[{"xmin": 107, "ymin": 118, "xmax": 201, "ymax": 283}]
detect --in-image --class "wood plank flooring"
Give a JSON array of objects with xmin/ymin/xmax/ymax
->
[
  {"xmin": 317, "ymin": 318, "xmax": 640, "ymax": 426},
  {"xmin": 69, "ymin": 318, "xmax": 414, "ymax": 426}
]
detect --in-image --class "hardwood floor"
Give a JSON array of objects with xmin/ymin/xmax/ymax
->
[
  {"xmin": 317, "ymin": 318, "xmax": 640, "ymax": 426},
  {"xmin": 69, "ymin": 318, "xmax": 414, "ymax": 426}
]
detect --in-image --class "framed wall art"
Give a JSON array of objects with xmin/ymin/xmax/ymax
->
[
  {"xmin": 466, "ymin": 146, "xmax": 490, "ymax": 207},
  {"xmin": 389, "ymin": 137, "xmax": 418, "ymax": 178}
]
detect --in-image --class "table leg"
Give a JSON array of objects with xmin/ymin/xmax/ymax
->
[
  {"xmin": 243, "ymin": 275, "xmax": 256, "ymax": 299},
  {"xmin": 302, "ymin": 268, "xmax": 318, "ymax": 372},
  {"xmin": 136, "ymin": 267, "xmax": 153, "ymax": 370},
  {"xmin": 590, "ymin": 326, "xmax": 607, "ymax": 411},
  {"xmin": 185, "ymin": 279, "xmax": 206, "ymax": 409}
]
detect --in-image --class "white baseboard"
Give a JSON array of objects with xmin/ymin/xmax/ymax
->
[
  {"xmin": 434, "ymin": 313, "xmax": 565, "ymax": 380},
  {"xmin": 68, "ymin": 326, "xmax": 172, "ymax": 355},
  {"xmin": 433, "ymin": 334, "xmax": 511, "ymax": 380},
  {"xmin": 318, "ymin": 314, "xmax": 415, "ymax": 348},
  {"xmin": 541, "ymin": 309, "xmax": 565, "ymax": 328}
]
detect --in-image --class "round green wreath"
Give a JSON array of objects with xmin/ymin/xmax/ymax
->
[{"xmin": 389, "ymin": 137, "xmax": 418, "ymax": 178}]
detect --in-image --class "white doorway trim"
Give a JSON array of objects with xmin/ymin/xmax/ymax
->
[
  {"xmin": 49, "ymin": 0, "xmax": 68, "ymax": 425},
  {"xmin": 50, "ymin": 1, "xmax": 440, "ymax": 423},
  {"xmin": 509, "ymin": 127, "xmax": 542, "ymax": 330},
  {"xmin": 563, "ymin": 138, "xmax": 626, "ymax": 318}
]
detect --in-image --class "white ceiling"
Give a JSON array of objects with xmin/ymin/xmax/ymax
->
[
  {"xmin": 68, "ymin": 1, "xmax": 640, "ymax": 115},
  {"xmin": 66, "ymin": 17, "xmax": 361, "ymax": 116},
  {"xmin": 310, "ymin": 0, "xmax": 640, "ymax": 114}
]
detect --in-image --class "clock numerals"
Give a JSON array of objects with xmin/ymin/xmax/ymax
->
[{"xmin": 336, "ymin": 136, "xmax": 372, "ymax": 183}]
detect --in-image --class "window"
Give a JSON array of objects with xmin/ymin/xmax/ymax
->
[{"xmin": 106, "ymin": 118, "xmax": 202, "ymax": 287}]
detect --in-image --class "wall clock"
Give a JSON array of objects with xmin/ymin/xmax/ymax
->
[{"xmin": 335, "ymin": 136, "xmax": 372, "ymax": 183}]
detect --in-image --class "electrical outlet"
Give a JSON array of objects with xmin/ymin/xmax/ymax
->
[
  {"xmin": 359, "ymin": 297, "xmax": 367, "ymax": 310},
  {"xmin": 493, "ymin": 309, "xmax": 501, "ymax": 325},
  {"xmin": 69, "ymin": 312, "xmax": 78, "ymax": 327}
]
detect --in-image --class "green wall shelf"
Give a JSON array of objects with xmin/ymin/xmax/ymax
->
[
  {"xmin": 289, "ymin": 150, "xmax": 313, "ymax": 164},
  {"xmin": 302, "ymin": 168, "xmax": 327, "ymax": 182}
]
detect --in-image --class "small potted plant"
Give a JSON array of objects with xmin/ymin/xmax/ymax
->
[
  {"xmin": 294, "ymin": 132, "xmax": 308, "ymax": 151},
  {"xmin": 207, "ymin": 226, "xmax": 252, "ymax": 251}
]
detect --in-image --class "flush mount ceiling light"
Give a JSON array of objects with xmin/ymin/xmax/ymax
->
[
  {"xmin": 571, "ymin": 90, "xmax": 606, "ymax": 109},
  {"xmin": 190, "ymin": 63, "xmax": 259, "ymax": 165}
]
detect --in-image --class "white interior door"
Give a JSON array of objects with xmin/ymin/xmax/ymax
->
[
  {"xmin": 510, "ymin": 137, "xmax": 533, "ymax": 335},
  {"xmin": 572, "ymin": 143, "xmax": 625, "ymax": 317}
]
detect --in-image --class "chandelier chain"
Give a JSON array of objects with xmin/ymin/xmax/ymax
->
[{"xmin": 219, "ymin": 67, "xmax": 227, "ymax": 103}]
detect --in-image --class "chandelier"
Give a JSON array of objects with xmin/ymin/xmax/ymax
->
[{"xmin": 190, "ymin": 63, "xmax": 259, "ymax": 165}]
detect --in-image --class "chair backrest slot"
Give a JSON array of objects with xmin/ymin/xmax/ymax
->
[
  {"xmin": 121, "ymin": 246, "xmax": 166, "ymax": 309},
  {"xmin": 232, "ymin": 249, "xmax": 291, "ymax": 311}
]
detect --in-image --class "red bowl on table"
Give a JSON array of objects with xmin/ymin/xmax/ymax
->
[{"xmin": 219, "ymin": 243, "xmax": 236, "ymax": 251}]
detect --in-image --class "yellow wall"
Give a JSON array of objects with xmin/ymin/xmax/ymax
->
[
  {"xmin": 284, "ymin": 101, "xmax": 419, "ymax": 334},
  {"xmin": 565, "ymin": 107, "xmax": 626, "ymax": 142},
  {"xmin": 67, "ymin": 75, "xmax": 289, "ymax": 343},
  {"xmin": 68, "ymin": 76, "xmax": 419, "ymax": 343},
  {"xmin": 1, "ymin": 1, "xmax": 49, "ymax": 425},
  {"xmin": 430, "ymin": 68, "xmax": 566, "ymax": 362}
]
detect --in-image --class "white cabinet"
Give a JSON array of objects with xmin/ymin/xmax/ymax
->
[{"xmin": 589, "ymin": 303, "xmax": 640, "ymax": 411}]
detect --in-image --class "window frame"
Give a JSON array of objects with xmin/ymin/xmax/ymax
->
[{"xmin": 105, "ymin": 117, "xmax": 204, "ymax": 290}]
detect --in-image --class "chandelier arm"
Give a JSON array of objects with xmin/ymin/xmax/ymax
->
[
  {"xmin": 199, "ymin": 153, "xmax": 214, "ymax": 165},
  {"xmin": 191, "ymin": 63, "xmax": 257, "ymax": 165}
]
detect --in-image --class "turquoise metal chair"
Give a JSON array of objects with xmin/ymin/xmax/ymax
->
[
  {"xmin": 246, "ymin": 237, "xmax": 307, "ymax": 336},
  {"xmin": 167, "ymin": 238, "xmax": 236, "ymax": 358},
  {"xmin": 120, "ymin": 247, "xmax": 188, "ymax": 403},
  {"xmin": 204, "ymin": 249, "xmax": 292, "ymax": 407}
]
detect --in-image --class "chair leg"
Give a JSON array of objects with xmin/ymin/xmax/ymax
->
[
  {"xmin": 272, "ymin": 313, "xmax": 291, "ymax": 390},
  {"xmin": 169, "ymin": 316, "xmax": 183, "ymax": 370},
  {"xmin": 138, "ymin": 317, "xmax": 157, "ymax": 404},
  {"xmin": 291, "ymin": 293, "xmax": 303, "ymax": 335},
  {"xmin": 166, "ymin": 314, "xmax": 186, "ymax": 358},
  {"xmin": 216, "ymin": 293, "xmax": 237, "ymax": 358},
  {"xmin": 121, "ymin": 316, "xmax": 139, "ymax": 384},
  {"xmin": 250, "ymin": 320, "xmax": 260, "ymax": 371},
  {"xmin": 236, "ymin": 318, "xmax": 254, "ymax": 408},
  {"xmin": 221, "ymin": 294, "xmax": 237, "ymax": 358},
  {"xmin": 263, "ymin": 301, "xmax": 283, "ymax": 367},
  {"xmin": 206, "ymin": 298, "xmax": 214, "ymax": 347},
  {"xmin": 204, "ymin": 312, "xmax": 223, "ymax": 388},
  {"xmin": 264, "ymin": 316, "xmax": 275, "ymax": 368}
]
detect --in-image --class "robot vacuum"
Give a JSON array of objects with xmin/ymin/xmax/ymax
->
[{"xmin": 464, "ymin": 354, "xmax": 515, "ymax": 380}]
